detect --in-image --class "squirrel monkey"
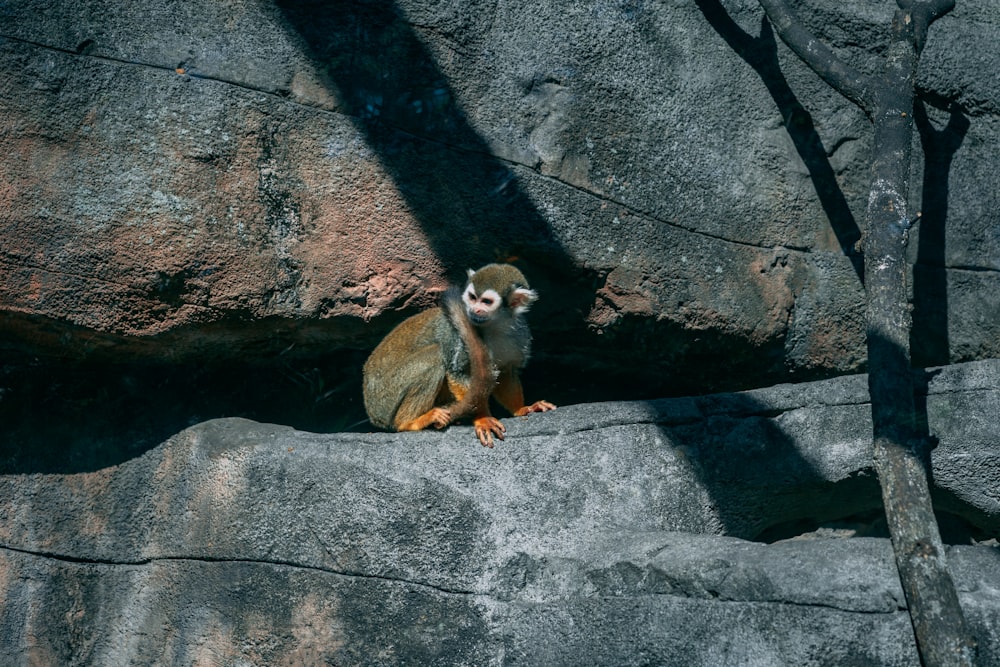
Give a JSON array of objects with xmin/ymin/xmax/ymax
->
[{"xmin": 363, "ymin": 263, "xmax": 556, "ymax": 447}]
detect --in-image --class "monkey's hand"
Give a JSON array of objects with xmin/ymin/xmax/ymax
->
[
  {"xmin": 472, "ymin": 416, "xmax": 506, "ymax": 448},
  {"xmin": 514, "ymin": 400, "xmax": 556, "ymax": 416}
]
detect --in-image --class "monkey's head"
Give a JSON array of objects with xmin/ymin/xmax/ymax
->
[{"xmin": 462, "ymin": 263, "xmax": 537, "ymax": 326}]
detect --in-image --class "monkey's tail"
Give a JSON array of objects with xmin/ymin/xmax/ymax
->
[{"xmin": 441, "ymin": 287, "xmax": 496, "ymax": 420}]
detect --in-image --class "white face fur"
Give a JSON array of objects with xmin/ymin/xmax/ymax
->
[
  {"xmin": 463, "ymin": 283, "xmax": 503, "ymax": 324},
  {"xmin": 462, "ymin": 281, "xmax": 536, "ymax": 325}
]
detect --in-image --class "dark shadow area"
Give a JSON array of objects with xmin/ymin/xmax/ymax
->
[
  {"xmin": 911, "ymin": 99, "xmax": 969, "ymax": 367},
  {"xmin": 654, "ymin": 326, "xmax": 997, "ymax": 544},
  {"xmin": 271, "ymin": 0, "xmax": 588, "ymax": 292},
  {"xmin": 696, "ymin": 0, "xmax": 864, "ymax": 281},
  {"xmin": 529, "ymin": 310, "xmax": 796, "ymax": 403},
  {"xmin": 0, "ymin": 312, "xmax": 783, "ymax": 474},
  {"xmin": 0, "ymin": 351, "xmax": 369, "ymax": 474},
  {"xmin": 756, "ymin": 507, "xmax": 890, "ymax": 543},
  {"xmin": 653, "ymin": 368, "xmax": 996, "ymax": 545},
  {"xmin": 270, "ymin": 1, "xmax": 626, "ymax": 409},
  {"xmin": 912, "ymin": 366, "xmax": 943, "ymax": 460},
  {"xmin": 0, "ymin": 316, "xmax": 790, "ymax": 475},
  {"xmin": 654, "ymin": 388, "xmax": 883, "ymax": 541},
  {"xmin": 758, "ymin": 507, "xmax": 995, "ymax": 546}
]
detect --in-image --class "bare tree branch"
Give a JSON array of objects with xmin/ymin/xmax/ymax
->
[
  {"xmin": 754, "ymin": 1, "xmax": 976, "ymax": 665},
  {"xmin": 904, "ymin": 0, "xmax": 957, "ymax": 51},
  {"xmin": 756, "ymin": 0, "xmax": 874, "ymax": 114}
]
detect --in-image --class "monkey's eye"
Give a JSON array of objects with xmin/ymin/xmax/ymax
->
[{"xmin": 480, "ymin": 297, "xmax": 495, "ymax": 307}]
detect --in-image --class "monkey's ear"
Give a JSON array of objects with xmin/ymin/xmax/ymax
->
[
  {"xmin": 467, "ymin": 268, "xmax": 476, "ymax": 279},
  {"xmin": 508, "ymin": 287, "xmax": 537, "ymax": 314}
]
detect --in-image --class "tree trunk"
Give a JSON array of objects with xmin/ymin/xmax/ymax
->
[{"xmin": 756, "ymin": 1, "xmax": 976, "ymax": 664}]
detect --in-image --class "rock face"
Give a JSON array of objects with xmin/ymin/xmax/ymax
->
[
  {"xmin": 3, "ymin": 360, "xmax": 999, "ymax": 665},
  {"xmin": 4, "ymin": 3, "xmax": 999, "ymax": 661},
  {"xmin": 1, "ymin": 0, "xmax": 999, "ymax": 394}
]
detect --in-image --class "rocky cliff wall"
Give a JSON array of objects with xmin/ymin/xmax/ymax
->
[
  {"xmin": 3, "ymin": 360, "xmax": 999, "ymax": 665},
  {"xmin": 1, "ymin": 1, "xmax": 998, "ymax": 400}
]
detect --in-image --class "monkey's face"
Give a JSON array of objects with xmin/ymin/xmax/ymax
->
[
  {"xmin": 463, "ymin": 263, "xmax": 538, "ymax": 326},
  {"xmin": 463, "ymin": 283, "xmax": 502, "ymax": 325}
]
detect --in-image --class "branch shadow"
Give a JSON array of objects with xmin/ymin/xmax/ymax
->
[
  {"xmin": 911, "ymin": 100, "xmax": 970, "ymax": 368},
  {"xmin": 653, "ymin": 340, "xmax": 994, "ymax": 544},
  {"xmin": 695, "ymin": 0, "xmax": 864, "ymax": 281},
  {"xmin": 689, "ymin": 4, "xmax": 988, "ymax": 544},
  {"xmin": 653, "ymin": 388, "xmax": 883, "ymax": 541},
  {"xmin": 271, "ymin": 0, "xmax": 583, "ymax": 285},
  {"xmin": 271, "ymin": 0, "xmax": 607, "ymax": 410},
  {"xmin": 698, "ymin": 1, "xmax": 969, "ymax": 371}
]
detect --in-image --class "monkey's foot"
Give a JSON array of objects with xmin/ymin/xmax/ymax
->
[
  {"xmin": 473, "ymin": 416, "xmax": 506, "ymax": 448},
  {"xmin": 398, "ymin": 407, "xmax": 452, "ymax": 432},
  {"xmin": 429, "ymin": 407, "xmax": 454, "ymax": 429},
  {"xmin": 514, "ymin": 400, "xmax": 556, "ymax": 417}
]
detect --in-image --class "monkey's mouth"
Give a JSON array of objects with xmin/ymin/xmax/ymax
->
[{"xmin": 469, "ymin": 313, "xmax": 490, "ymax": 326}]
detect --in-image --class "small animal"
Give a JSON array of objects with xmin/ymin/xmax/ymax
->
[{"xmin": 363, "ymin": 263, "xmax": 555, "ymax": 447}]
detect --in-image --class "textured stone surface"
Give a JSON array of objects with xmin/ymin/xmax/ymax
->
[
  {"xmin": 4, "ymin": 3, "xmax": 999, "ymax": 661},
  {"xmin": 1, "ymin": 0, "xmax": 998, "ymax": 394},
  {"xmin": 2, "ymin": 360, "xmax": 999, "ymax": 665}
]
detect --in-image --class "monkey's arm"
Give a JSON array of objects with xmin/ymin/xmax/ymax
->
[
  {"xmin": 494, "ymin": 368, "xmax": 556, "ymax": 417},
  {"xmin": 446, "ymin": 373, "xmax": 506, "ymax": 448}
]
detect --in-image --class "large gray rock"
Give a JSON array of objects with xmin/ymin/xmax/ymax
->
[
  {"xmin": 1, "ymin": 0, "xmax": 998, "ymax": 392},
  {"xmin": 3, "ymin": 360, "xmax": 999, "ymax": 665}
]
